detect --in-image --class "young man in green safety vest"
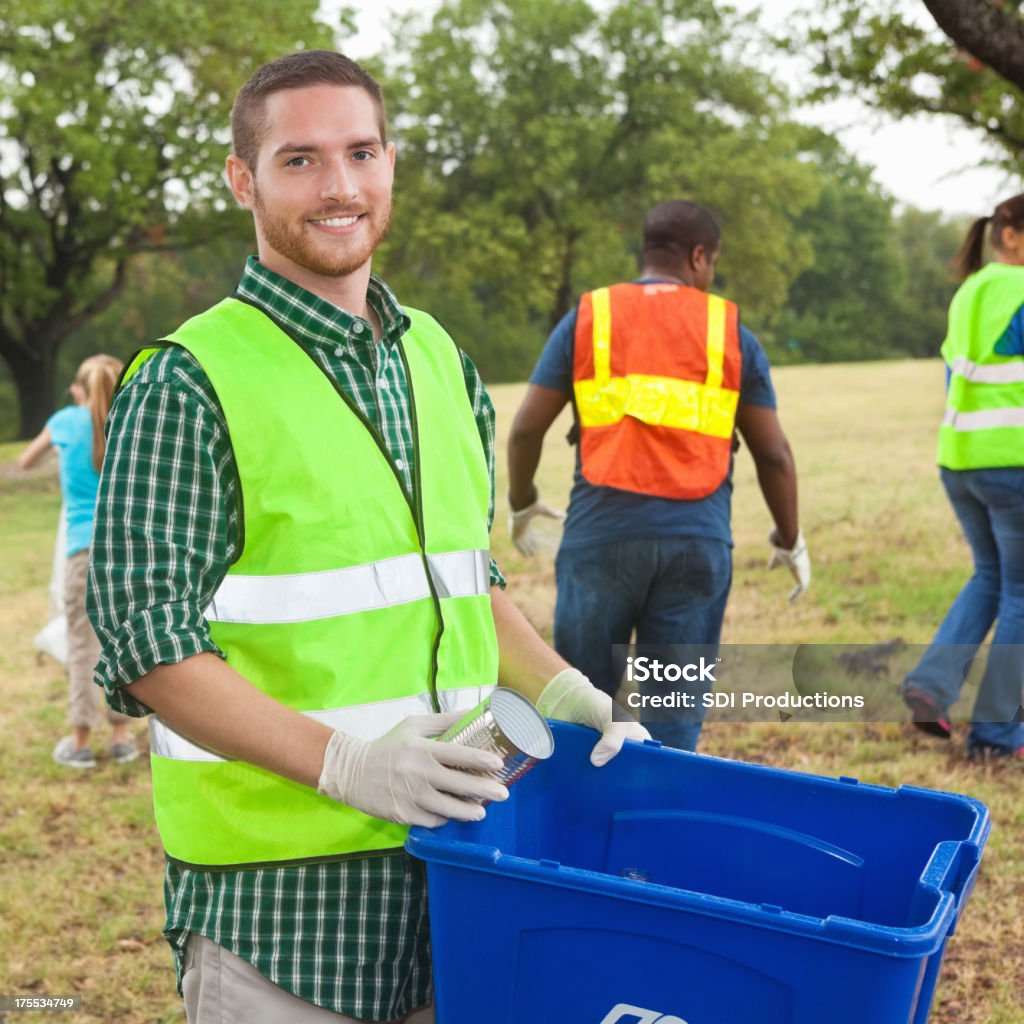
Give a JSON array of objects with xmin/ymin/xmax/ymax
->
[{"xmin": 87, "ymin": 51, "xmax": 648, "ymax": 1024}]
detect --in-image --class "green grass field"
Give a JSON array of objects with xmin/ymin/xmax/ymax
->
[{"xmin": 1, "ymin": 359, "xmax": 1021, "ymax": 1022}]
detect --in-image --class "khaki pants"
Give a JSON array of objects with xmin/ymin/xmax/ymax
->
[
  {"xmin": 65, "ymin": 550, "xmax": 128, "ymax": 730},
  {"xmin": 182, "ymin": 933, "xmax": 435, "ymax": 1024}
]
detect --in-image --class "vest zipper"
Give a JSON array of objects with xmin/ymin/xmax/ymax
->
[
  {"xmin": 231, "ymin": 296, "xmax": 445, "ymax": 711},
  {"xmin": 397, "ymin": 340, "xmax": 444, "ymax": 713}
]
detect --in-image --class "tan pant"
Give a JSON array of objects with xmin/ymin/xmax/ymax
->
[
  {"xmin": 65, "ymin": 550, "xmax": 128, "ymax": 729},
  {"xmin": 182, "ymin": 933, "xmax": 435, "ymax": 1024}
]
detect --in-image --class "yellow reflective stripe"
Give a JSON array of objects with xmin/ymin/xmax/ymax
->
[
  {"xmin": 574, "ymin": 374, "xmax": 739, "ymax": 438},
  {"xmin": 591, "ymin": 287, "xmax": 612, "ymax": 383},
  {"xmin": 705, "ymin": 294, "xmax": 726, "ymax": 390}
]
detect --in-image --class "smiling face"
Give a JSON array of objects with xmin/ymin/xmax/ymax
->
[{"xmin": 226, "ymin": 84, "xmax": 395, "ymax": 289}]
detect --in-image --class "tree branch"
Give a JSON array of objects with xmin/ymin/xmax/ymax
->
[
  {"xmin": 63, "ymin": 259, "xmax": 131, "ymax": 336},
  {"xmin": 922, "ymin": 0, "xmax": 1024, "ymax": 91}
]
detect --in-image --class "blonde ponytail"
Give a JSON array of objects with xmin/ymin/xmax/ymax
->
[{"xmin": 74, "ymin": 355, "xmax": 124, "ymax": 472}]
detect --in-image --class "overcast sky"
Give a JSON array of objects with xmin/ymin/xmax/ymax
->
[{"xmin": 327, "ymin": 0, "xmax": 1022, "ymax": 217}]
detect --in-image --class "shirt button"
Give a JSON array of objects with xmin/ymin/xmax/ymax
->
[
  {"xmin": 395, "ymin": 458, "xmax": 405, "ymax": 470},
  {"xmin": 334, "ymin": 346, "xmax": 344, "ymax": 357},
  {"xmin": 352, "ymin": 322, "xmax": 364, "ymax": 334}
]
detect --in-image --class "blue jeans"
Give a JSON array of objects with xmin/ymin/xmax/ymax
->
[
  {"xmin": 904, "ymin": 467, "xmax": 1024, "ymax": 751},
  {"xmin": 554, "ymin": 536, "xmax": 732, "ymax": 752}
]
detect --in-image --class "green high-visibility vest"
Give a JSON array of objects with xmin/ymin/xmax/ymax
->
[
  {"xmin": 938, "ymin": 261, "xmax": 1024, "ymax": 469},
  {"xmin": 122, "ymin": 298, "xmax": 498, "ymax": 869}
]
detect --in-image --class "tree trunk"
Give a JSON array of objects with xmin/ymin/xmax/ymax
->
[
  {"xmin": 922, "ymin": 0, "xmax": 1024, "ymax": 91},
  {"xmin": 0, "ymin": 266, "xmax": 130, "ymax": 439},
  {"xmin": 549, "ymin": 233, "xmax": 579, "ymax": 332},
  {"xmin": 2, "ymin": 338, "xmax": 61, "ymax": 440}
]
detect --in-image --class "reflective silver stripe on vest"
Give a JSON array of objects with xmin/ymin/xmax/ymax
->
[
  {"xmin": 149, "ymin": 684, "xmax": 498, "ymax": 762},
  {"xmin": 428, "ymin": 549, "xmax": 490, "ymax": 599},
  {"xmin": 949, "ymin": 356, "xmax": 1024, "ymax": 384},
  {"xmin": 204, "ymin": 549, "xmax": 490, "ymax": 625},
  {"xmin": 942, "ymin": 406, "xmax": 1024, "ymax": 431}
]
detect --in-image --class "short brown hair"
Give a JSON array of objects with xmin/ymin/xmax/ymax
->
[{"xmin": 231, "ymin": 50, "xmax": 387, "ymax": 171}]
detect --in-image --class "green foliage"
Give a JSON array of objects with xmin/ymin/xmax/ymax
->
[
  {"xmin": 892, "ymin": 207, "xmax": 964, "ymax": 357},
  {"xmin": 770, "ymin": 137, "xmax": 907, "ymax": 362},
  {"xmin": 0, "ymin": 0, "xmax": 339, "ymax": 434},
  {"xmin": 57, "ymin": 236, "xmax": 253, "ymax": 382},
  {"xmin": 0, "ymin": 0, "xmax": 981, "ymax": 428},
  {"xmin": 791, "ymin": 0, "xmax": 1024, "ymax": 170},
  {"xmin": 374, "ymin": 0, "xmax": 821, "ymax": 380},
  {"xmin": 0, "ymin": 380, "xmax": 15, "ymax": 439},
  {"xmin": 762, "ymin": 130, "xmax": 968, "ymax": 364}
]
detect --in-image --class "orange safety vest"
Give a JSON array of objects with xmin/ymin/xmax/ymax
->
[{"xmin": 573, "ymin": 282, "xmax": 742, "ymax": 499}]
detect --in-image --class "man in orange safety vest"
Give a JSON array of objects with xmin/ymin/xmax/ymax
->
[{"xmin": 507, "ymin": 200, "xmax": 810, "ymax": 751}]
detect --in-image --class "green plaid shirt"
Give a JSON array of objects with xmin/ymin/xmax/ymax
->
[{"xmin": 87, "ymin": 257, "xmax": 504, "ymax": 1021}]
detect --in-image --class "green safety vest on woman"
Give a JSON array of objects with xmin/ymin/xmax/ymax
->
[
  {"xmin": 122, "ymin": 298, "xmax": 498, "ymax": 869},
  {"xmin": 938, "ymin": 261, "xmax": 1024, "ymax": 469}
]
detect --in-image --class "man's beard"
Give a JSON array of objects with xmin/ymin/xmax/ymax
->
[{"xmin": 253, "ymin": 187, "xmax": 392, "ymax": 277}]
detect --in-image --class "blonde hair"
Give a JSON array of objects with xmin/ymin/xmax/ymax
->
[{"xmin": 73, "ymin": 354, "xmax": 123, "ymax": 472}]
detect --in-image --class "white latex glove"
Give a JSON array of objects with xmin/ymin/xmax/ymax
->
[
  {"xmin": 317, "ymin": 713, "xmax": 509, "ymax": 828},
  {"xmin": 536, "ymin": 668, "xmax": 651, "ymax": 767},
  {"xmin": 508, "ymin": 494, "xmax": 565, "ymax": 557},
  {"xmin": 767, "ymin": 528, "xmax": 811, "ymax": 603}
]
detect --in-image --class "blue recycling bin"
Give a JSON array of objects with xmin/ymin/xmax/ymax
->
[{"xmin": 406, "ymin": 722, "xmax": 989, "ymax": 1024}]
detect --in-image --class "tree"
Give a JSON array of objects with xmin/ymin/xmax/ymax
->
[
  {"xmin": 0, "ymin": 1, "xmax": 337, "ymax": 437},
  {"xmin": 792, "ymin": 0, "xmax": 1024, "ymax": 169},
  {"xmin": 58, "ymin": 236, "xmax": 252, "ymax": 379},
  {"xmin": 374, "ymin": 0, "xmax": 821, "ymax": 382},
  {"xmin": 891, "ymin": 206, "xmax": 964, "ymax": 357},
  {"xmin": 771, "ymin": 136, "xmax": 907, "ymax": 363}
]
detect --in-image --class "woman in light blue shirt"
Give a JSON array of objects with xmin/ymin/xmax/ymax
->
[{"xmin": 20, "ymin": 355, "xmax": 137, "ymax": 768}]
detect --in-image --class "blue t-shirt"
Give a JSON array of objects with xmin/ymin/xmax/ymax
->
[
  {"xmin": 529, "ymin": 280, "xmax": 777, "ymax": 549},
  {"xmin": 46, "ymin": 405, "xmax": 100, "ymax": 556},
  {"xmin": 993, "ymin": 304, "xmax": 1024, "ymax": 356}
]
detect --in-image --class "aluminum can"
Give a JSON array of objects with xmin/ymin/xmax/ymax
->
[{"xmin": 440, "ymin": 687, "xmax": 554, "ymax": 793}]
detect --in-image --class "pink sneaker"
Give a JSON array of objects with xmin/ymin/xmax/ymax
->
[{"xmin": 903, "ymin": 688, "xmax": 952, "ymax": 739}]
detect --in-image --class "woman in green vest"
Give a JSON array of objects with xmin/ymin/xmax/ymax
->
[{"xmin": 903, "ymin": 193, "xmax": 1024, "ymax": 759}]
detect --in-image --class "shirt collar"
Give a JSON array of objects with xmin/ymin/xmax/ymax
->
[{"xmin": 235, "ymin": 256, "xmax": 410, "ymax": 350}]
